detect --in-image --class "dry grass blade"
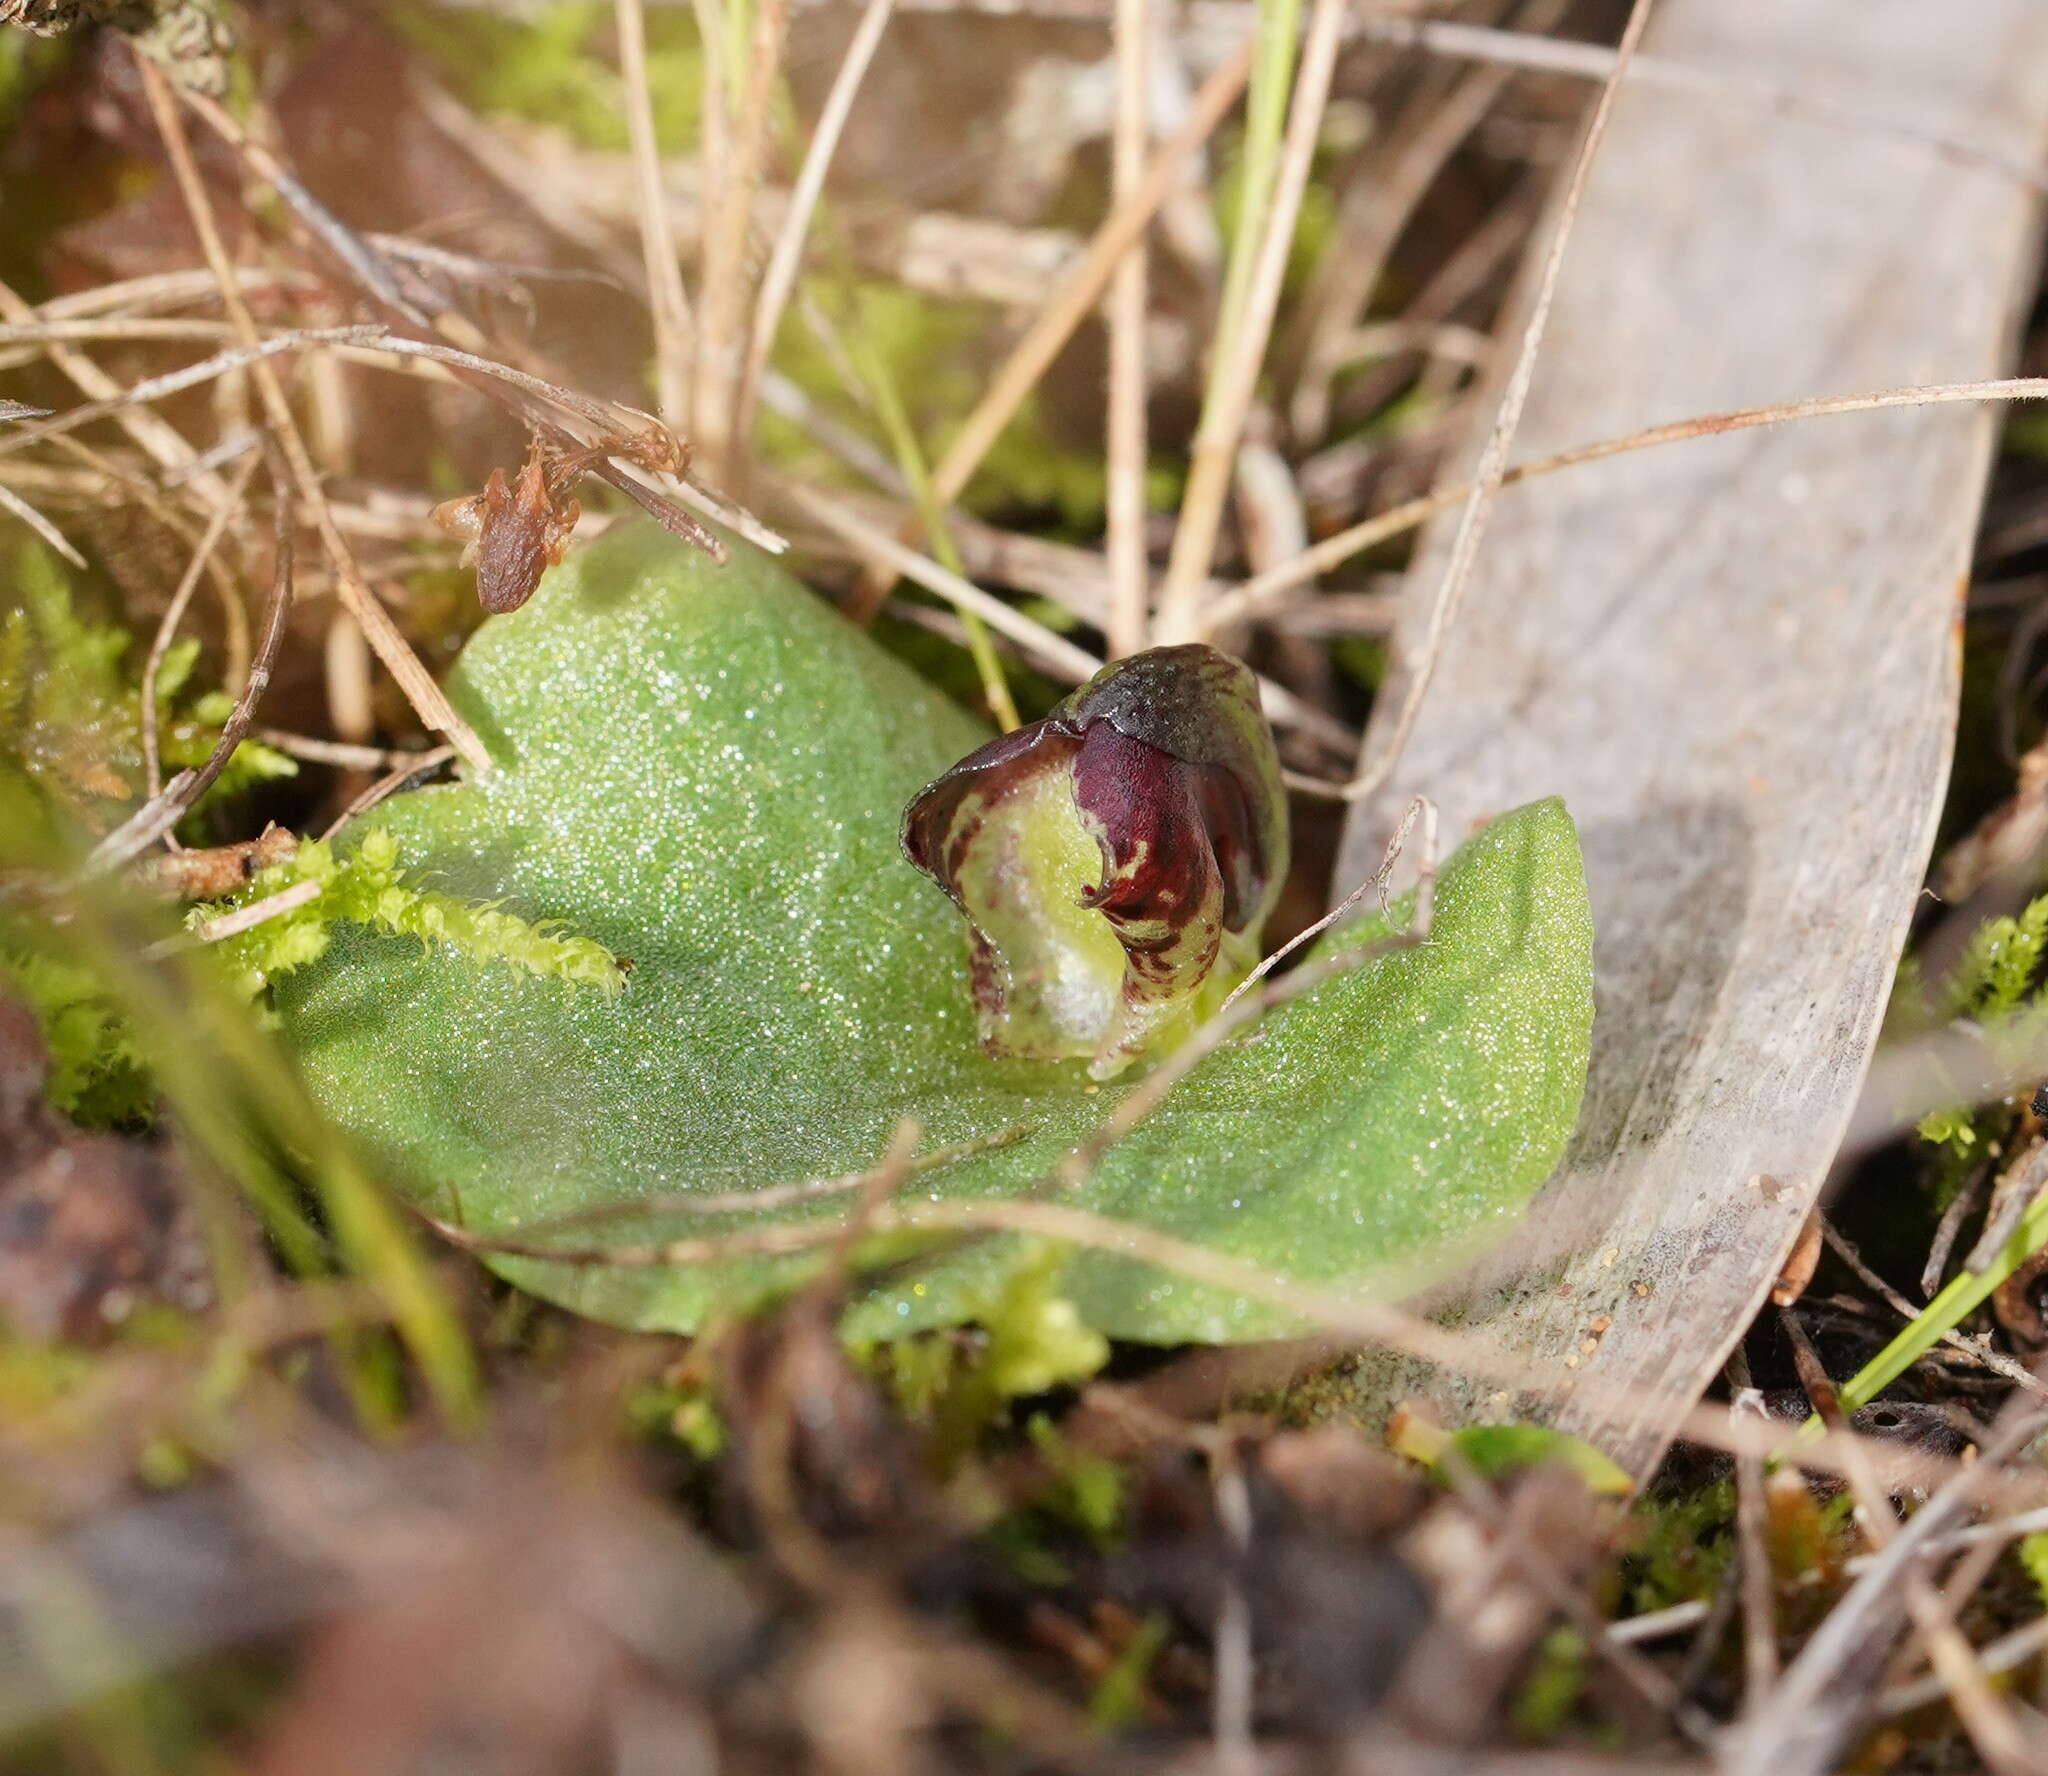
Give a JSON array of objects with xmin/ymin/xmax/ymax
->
[{"xmin": 1344, "ymin": 0, "xmax": 1657, "ymax": 808}]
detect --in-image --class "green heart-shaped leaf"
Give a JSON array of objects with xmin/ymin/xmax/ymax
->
[{"xmin": 280, "ymin": 525, "xmax": 1593, "ymax": 1343}]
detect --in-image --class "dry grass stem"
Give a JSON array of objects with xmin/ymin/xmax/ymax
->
[
  {"xmin": 741, "ymin": 0, "xmax": 897, "ymax": 442},
  {"xmin": 693, "ymin": 0, "xmax": 793, "ymax": 476},
  {"xmin": 1104, "ymin": 0, "xmax": 1151, "ymax": 657},
  {"xmin": 775, "ymin": 477, "xmax": 1103, "ymax": 680},
  {"xmin": 140, "ymin": 452, "xmax": 261, "ymax": 802},
  {"xmin": 616, "ymin": 0, "xmax": 698, "ymax": 423},
  {"xmin": 926, "ymin": 33, "xmax": 1255, "ymax": 509},
  {"xmin": 1205, "ymin": 374, "xmax": 2048, "ymax": 645},
  {"xmin": 1221, "ymin": 794, "xmax": 1434, "ymax": 1015},
  {"xmin": 0, "ymin": 482, "xmax": 84, "ymax": 567},
  {"xmin": 1776, "ymin": 1319, "xmax": 2042, "ymax": 1776},
  {"xmin": 132, "ymin": 57, "xmax": 490, "ymax": 771},
  {"xmin": 1154, "ymin": 0, "xmax": 1344, "ymax": 642},
  {"xmin": 1286, "ymin": 35, "xmax": 1538, "ymax": 446},
  {"xmin": 0, "ymin": 274, "xmax": 236, "ymax": 504},
  {"xmin": 319, "ymin": 745, "xmax": 459, "ymax": 842},
  {"xmin": 84, "ymin": 450, "xmax": 295, "ymax": 877}
]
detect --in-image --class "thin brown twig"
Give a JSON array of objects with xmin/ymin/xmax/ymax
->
[
  {"xmin": 1207, "ymin": 1445, "xmax": 1255, "ymax": 1773},
  {"xmin": 132, "ymin": 56, "xmax": 490, "ymax": 773},
  {"xmin": 1219, "ymin": 794, "xmax": 1434, "ymax": 1015},
  {"xmin": 741, "ymin": 0, "xmax": 896, "ymax": 443},
  {"xmin": 1925, "ymin": 1156, "xmax": 1995, "ymax": 1298},
  {"xmin": 140, "ymin": 452, "xmax": 261, "ymax": 804},
  {"xmin": 1154, "ymin": 0, "xmax": 1346, "ymax": 642},
  {"xmin": 776, "ymin": 477, "xmax": 1104, "ymax": 679},
  {"xmin": 487, "ymin": 1123, "xmax": 1037, "ymax": 1237},
  {"xmin": 174, "ymin": 86, "xmax": 435, "ymax": 330},
  {"xmin": 1435, "ymin": 1448, "xmax": 1710, "ymax": 1743},
  {"xmin": 616, "ymin": 0, "xmax": 697, "ymax": 423},
  {"xmin": 1342, "ymin": 0, "xmax": 1657, "ymax": 810},
  {"xmin": 0, "ymin": 274, "xmax": 230, "ymax": 504},
  {"xmin": 0, "ymin": 329, "xmax": 378, "ymax": 462}
]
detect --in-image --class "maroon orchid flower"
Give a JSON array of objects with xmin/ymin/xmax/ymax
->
[{"xmin": 902, "ymin": 644, "xmax": 1288, "ymax": 1078}]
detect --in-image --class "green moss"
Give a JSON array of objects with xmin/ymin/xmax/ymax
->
[{"xmin": 205, "ymin": 826, "xmax": 626, "ymax": 1007}]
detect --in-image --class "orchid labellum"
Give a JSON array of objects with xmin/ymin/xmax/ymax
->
[{"xmin": 902, "ymin": 645, "xmax": 1288, "ymax": 1079}]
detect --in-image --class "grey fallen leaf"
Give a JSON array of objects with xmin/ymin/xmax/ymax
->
[{"xmin": 1316, "ymin": 0, "xmax": 2048, "ymax": 1509}]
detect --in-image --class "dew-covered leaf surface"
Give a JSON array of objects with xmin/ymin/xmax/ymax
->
[{"xmin": 280, "ymin": 525, "xmax": 1595, "ymax": 1343}]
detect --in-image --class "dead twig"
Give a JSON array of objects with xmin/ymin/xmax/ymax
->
[
  {"xmin": 925, "ymin": 33, "xmax": 1255, "ymax": 511},
  {"xmin": 1926, "ymin": 1156, "xmax": 1996, "ymax": 1297},
  {"xmin": 150, "ymin": 878, "xmax": 323, "ymax": 956},
  {"xmin": 135, "ymin": 825, "xmax": 298, "ymax": 899},
  {"xmin": 1760, "ymin": 1314, "xmax": 2046, "ymax": 1776}
]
